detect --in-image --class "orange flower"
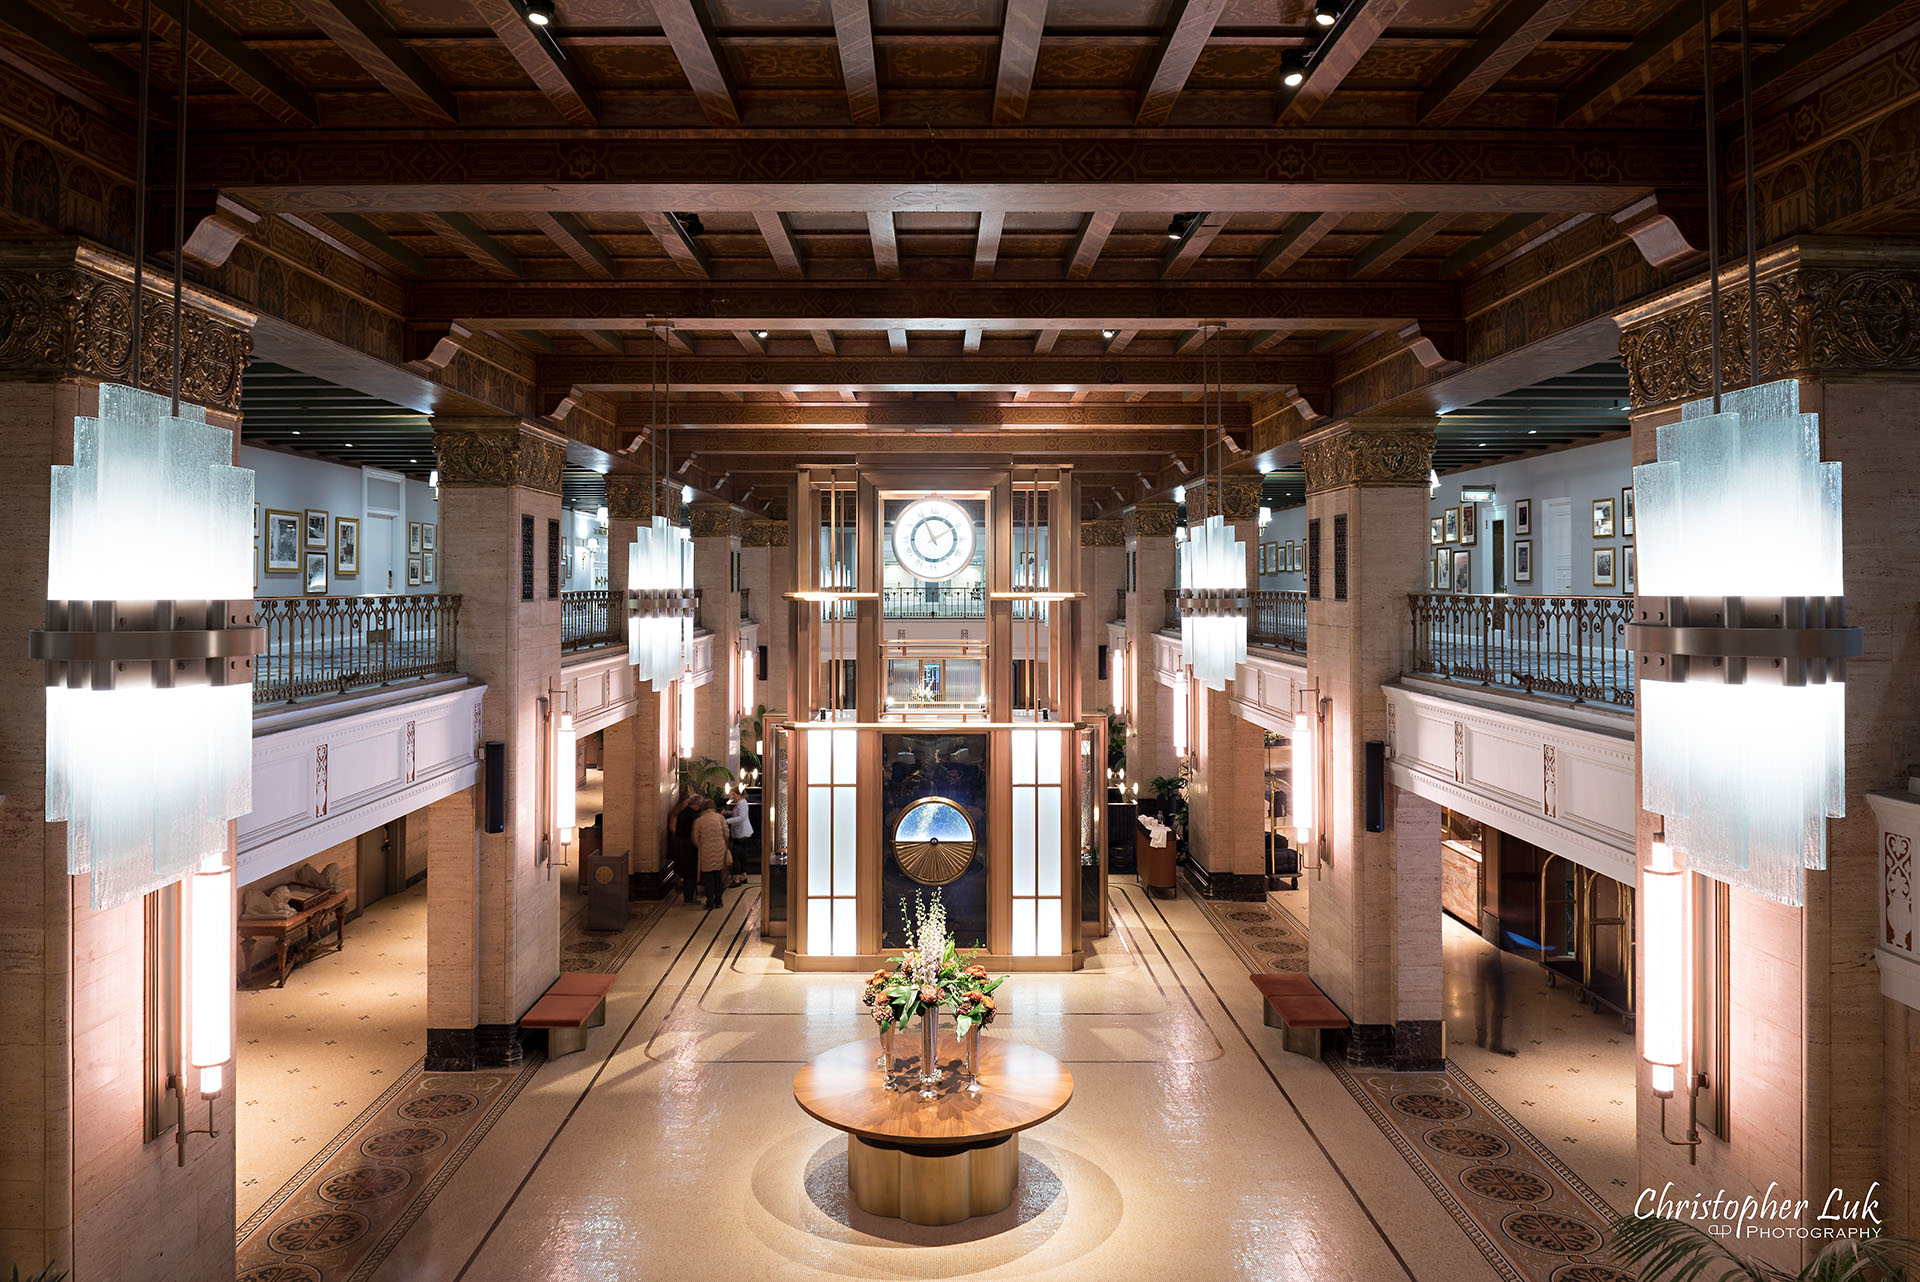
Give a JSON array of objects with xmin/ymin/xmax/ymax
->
[
  {"xmin": 980, "ymin": 995, "xmax": 995, "ymax": 1010},
  {"xmin": 919, "ymin": 985, "xmax": 941, "ymax": 1004},
  {"xmin": 964, "ymin": 990, "xmax": 986, "ymax": 1004}
]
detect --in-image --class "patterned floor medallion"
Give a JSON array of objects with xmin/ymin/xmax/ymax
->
[
  {"xmin": 236, "ymin": 893, "xmax": 671, "ymax": 1280},
  {"xmin": 1331, "ymin": 1061, "xmax": 1631, "ymax": 1282},
  {"xmin": 1191, "ymin": 893, "xmax": 1309, "ymax": 973}
]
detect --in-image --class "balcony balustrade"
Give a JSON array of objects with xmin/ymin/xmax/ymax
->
[
  {"xmin": 1409, "ymin": 593, "xmax": 1635, "ymax": 707},
  {"xmin": 561, "ymin": 589, "xmax": 624, "ymax": 651},
  {"xmin": 1163, "ymin": 588, "xmax": 1305, "ymax": 652},
  {"xmin": 255, "ymin": 593, "xmax": 460, "ymax": 704}
]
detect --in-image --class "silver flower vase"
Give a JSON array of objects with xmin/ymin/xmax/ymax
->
[
  {"xmin": 963, "ymin": 1025, "xmax": 982, "ymax": 1093},
  {"xmin": 918, "ymin": 1007, "xmax": 942, "ymax": 1099},
  {"xmin": 877, "ymin": 1024, "xmax": 897, "ymax": 1088}
]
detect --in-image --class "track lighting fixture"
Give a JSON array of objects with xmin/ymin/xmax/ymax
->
[
  {"xmin": 524, "ymin": 0, "xmax": 555, "ymax": 26},
  {"xmin": 1313, "ymin": 0, "xmax": 1340, "ymax": 27},
  {"xmin": 1280, "ymin": 50, "xmax": 1309, "ymax": 88},
  {"xmin": 1166, "ymin": 212, "xmax": 1199, "ymax": 241}
]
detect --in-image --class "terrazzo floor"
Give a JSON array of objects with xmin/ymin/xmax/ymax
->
[{"xmin": 235, "ymin": 862, "xmax": 1643, "ymax": 1282}]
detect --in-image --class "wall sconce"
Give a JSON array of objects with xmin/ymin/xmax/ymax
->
[
  {"xmin": 1642, "ymin": 834, "xmax": 1703, "ymax": 1160},
  {"xmin": 1258, "ymin": 505, "xmax": 1272, "ymax": 529},
  {"xmin": 679, "ymin": 672, "xmax": 697, "ymax": 759},
  {"xmin": 1171, "ymin": 674, "xmax": 1189, "ymax": 758},
  {"xmin": 554, "ymin": 701, "xmax": 576, "ymax": 847},
  {"xmin": 1629, "ymin": 378, "xmax": 1861, "ymax": 908},
  {"xmin": 1290, "ymin": 686, "xmax": 1327, "ymax": 868}
]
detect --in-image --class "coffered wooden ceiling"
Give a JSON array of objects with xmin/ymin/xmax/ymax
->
[{"xmin": 3, "ymin": 0, "xmax": 1903, "ymax": 505}]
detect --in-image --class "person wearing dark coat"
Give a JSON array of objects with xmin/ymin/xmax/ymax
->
[{"xmin": 669, "ymin": 792, "xmax": 699, "ymax": 904}]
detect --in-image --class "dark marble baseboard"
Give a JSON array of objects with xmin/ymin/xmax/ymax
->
[
  {"xmin": 426, "ymin": 1023, "xmax": 525, "ymax": 1071},
  {"xmin": 1180, "ymin": 858, "xmax": 1267, "ymax": 902},
  {"xmin": 1335, "ymin": 1019, "xmax": 1446, "ymax": 1071},
  {"xmin": 630, "ymin": 865, "xmax": 680, "ymax": 900}
]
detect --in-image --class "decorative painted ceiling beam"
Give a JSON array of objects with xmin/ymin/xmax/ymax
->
[
  {"xmin": 415, "ymin": 211, "xmax": 522, "ymax": 277},
  {"xmin": 1161, "ymin": 211, "xmax": 1229, "ymax": 278},
  {"xmin": 1066, "ymin": 211, "xmax": 1120, "ymax": 279},
  {"xmin": 292, "ymin": 0, "xmax": 460, "ymax": 123},
  {"xmin": 828, "ymin": 0, "xmax": 882, "ymax": 124},
  {"xmin": 1438, "ymin": 212, "xmax": 1546, "ymax": 277},
  {"xmin": 1278, "ymin": 0, "xmax": 1410, "ymax": 126},
  {"xmin": 204, "ymin": 136, "xmax": 1697, "ymax": 212},
  {"xmin": 1419, "ymin": 0, "xmax": 1586, "ymax": 127},
  {"xmin": 149, "ymin": 0, "xmax": 318, "ymax": 125},
  {"xmin": 536, "ymin": 352, "xmax": 1324, "ymax": 393},
  {"xmin": 1135, "ymin": 0, "xmax": 1231, "ymax": 127},
  {"xmin": 868, "ymin": 212, "xmax": 901, "ymax": 279},
  {"xmin": 992, "ymin": 0, "xmax": 1050, "ymax": 125},
  {"xmin": 649, "ymin": 0, "xmax": 741, "ymax": 125},
  {"xmin": 487, "ymin": 2, "xmax": 597, "ymax": 126},
  {"xmin": 973, "ymin": 211, "xmax": 1005, "ymax": 281},
  {"xmin": 530, "ymin": 210, "xmax": 615, "ymax": 279},
  {"xmin": 1349, "ymin": 211, "xmax": 1452, "ymax": 278},
  {"xmin": 641, "ymin": 210, "xmax": 712, "ymax": 278},
  {"xmin": 754, "ymin": 211, "xmax": 806, "ymax": 280},
  {"xmin": 1557, "ymin": 0, "xmax": 1727, "ymax": 127},
  {"xmin": 405, "ymin": 279, "xmax": 1455, "ymax": 330}
]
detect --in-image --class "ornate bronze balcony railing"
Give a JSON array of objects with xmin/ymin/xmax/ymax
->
[
  {"xmin": 1409, "ymin": 593, "xmax": 1635, "ymax": 707},
  {"xmin": 561, "ymin": 589, "xmax": 624, "ymax": 651},
  {"xmin": 1163, "ymin": 588, "xmax": 1305, "ymax": 652},
  {"xmin": 255, "ymin": 594, "xmax": 461, "ymax": 705}
]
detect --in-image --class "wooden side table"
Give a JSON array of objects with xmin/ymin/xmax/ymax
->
[{"xmin": 238, "ymin": 888, "xmax": 349, "ymax": 988}]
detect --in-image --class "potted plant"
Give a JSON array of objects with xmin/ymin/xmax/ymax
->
[
  {"xmin": 1610, "ymin": 1214, "xmax": 1920, "ymax": 1280},
  {"xmin": 1149, "ymin": 757, "xmax": 1193, "ymax": 850},
  {"xmin": 738, "ymin": 703, "xmax": 769, "ymax": 778},
  {"xmin": 677, "ymin": 756, "xmax": 736, "ymax": 807}
]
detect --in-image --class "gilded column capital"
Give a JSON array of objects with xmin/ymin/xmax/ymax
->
[
  {"xmin": 0, "ymin": 239, "xmax": 254, "ymax": 414},
  {"xmin": 689, "ymin": 500, "xmax": 745, "ymax": 540},
  {"xmin": 1123, "ymin": 501, "xmax": 1179, "ymax": 541},
  {"xmin": 743, "ymin": 517, "xmax": 791, "ymax": 548},
  {"xmin": 1300, "ymin": 419, "xmax": 1436, "ymax": 496},
  {"xmin": 1190, "ymin": 476, "xmax": 1263, "ymax": 522},
  {"xmin": 1080, "ymin": 518, "xmax": 1124, "ymax": 547},
  {"xmin": 1616, "ymin": 237, "xmax": 1920, "ymax": 411},
  {"xmin": 431, "ymin": 418, "xmax": 566, "ymax": 494},
  {"xmin": 605, "ymin": 474, "xmax": 679, "ymax": 521}
]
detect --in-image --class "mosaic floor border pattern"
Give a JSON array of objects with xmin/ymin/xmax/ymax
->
[
  {"xmin": 236, "ymin": 893, "xmax": 673, "ymax": 1281},
  {"xmin": 1189, "ymin": 888, "xmax": 1309, "ymax": 974}
]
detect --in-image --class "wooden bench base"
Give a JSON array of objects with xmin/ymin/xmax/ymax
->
[{"xmin": 1250, "ymin": 973, "xmax": 1349, "ymax": 1059}]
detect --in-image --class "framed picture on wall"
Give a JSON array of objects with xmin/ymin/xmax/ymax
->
[
  {"xmin": 1458, "ymin": 501, "xmax": 1477, "ymax": 546},
  {"xmin": 1621, "ymin": 486, "xmax": 1635, "ymax": 536},
  {"xmin": 1432, "ymin": 551, "xmax": 1446, "ymax": 590},
  {"xmin": 423, "ymin": 551, "xmax": 436, "ymax": 583},
  {"xmin": 408, "ymin": 555, "xmax": 423, "ymax": 587},
  {"xmin": 1515, "ymin": 498, "xmax": 1532, "ymax": 535},
  {"xmin": 410, "ymin": 521, "xmax": 422, "ymax": 553},
  {"xmin": 1514, "ymin": 539, "xmax": 1533, "ymax": 583},
  {"xmin": 254, "ymin": 503, "xmax": 261, "ymax": 546},
  {"xmin": 1592, "ymin": 545, "xmax": 1616, "ymax": 587},
  {"xmin": 921, "ymin": 661, "xmax": 942, "ymax": 694},
  {"xmin": 1430, "ymin": 517, "xmax": 1444, "ymax": 545},
  {"xmin": 1290, "ymin": 542, "xmax": 1300, "ymax": 571},
  {"xmin": 1622, "ymin": 544, "xmax": 1635, "ymax": 594},
  {"xmin": 1592, "ymin": 497, "xmax": 1616, "ymax": 537},
  {"xmin": 423, "ymin": 522, "xmax": 437, "ymax": 552},
  {"xmin": 1450, "ymin": 549, "xmax": 1471, "ymax": 594},
  {"xmin": 265, "ymin": 509, "xmax": 301, "ymax": 572},
  {"xmin": 1443, "ymin": 507, "xmax": 1459, "ymax": 542},
  {"xmin": 303, "ymin": 551, "xmax": 328, "ymax": 595},
  {"xmin": 334, "ymin": 516, "xmax": 359, "ymax": 576},
  {"xmin": 305, "ymin": 508, "xmax": 329, "ymax": 549}
]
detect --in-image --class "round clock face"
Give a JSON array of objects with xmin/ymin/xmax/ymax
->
[{"xmin": 892, "ymin": 498, "xmax": 975, "ymax": 582}]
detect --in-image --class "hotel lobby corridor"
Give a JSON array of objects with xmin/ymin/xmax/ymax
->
[{"xmin": 233, "ymin": 880, "xmax": 1637, "ymax": 1282}]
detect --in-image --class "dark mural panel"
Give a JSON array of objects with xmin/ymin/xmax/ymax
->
[{"xmin": 881, "ymin": 733, "xmax": 989, "ymax": 951}]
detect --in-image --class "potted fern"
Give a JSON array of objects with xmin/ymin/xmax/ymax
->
[{"xmin": 1610, "ymin": 1214, "xmax": 1919, "ymax": 1281}]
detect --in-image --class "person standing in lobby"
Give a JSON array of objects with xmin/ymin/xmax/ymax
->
[
  {"xmin": 669, "ymin": 792, "xmax": 699, "ymax": 904},
  {"xmin": 693, "ymin": 796, "xmax": 729, "ymax": 910}
]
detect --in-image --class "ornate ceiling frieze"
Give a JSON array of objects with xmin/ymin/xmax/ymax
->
[
  {"xmin": 1080, "ymin": 518, "xmax": 1124, "ymax": 547},
  {"xmin": 1124, "ymin": 501, "xmax": 1179, "ymax": 539},
  {"xmin": 432, "ymin": 422, "xmax": 565, "ymax": 494}
]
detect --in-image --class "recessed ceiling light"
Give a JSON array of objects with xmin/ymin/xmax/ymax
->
[
  {"xmin": 1313, "ymin": 0, "xmax": 1340, "ymax": 27},
  {"xmin": 524, "ymin": 0, "xmax": 555, "ymax": 26},
  {"xmin": 754, "ymin": 329, "xmax": 769, "ymax": 340},
  {"xmin": 1280, "ymin": 50, "xmax": 1308, "ymax": 88},
  {"xmin": 1102, "ymin": 328, "xmax": 1118, "ymax": 339},
  {"xmin": 1528, "ymin": 429, "xmax": 1538, "ymax": 435},
  {"xmin": 291, "ymin": 430, "xmax": 300, "ymax": 435}
]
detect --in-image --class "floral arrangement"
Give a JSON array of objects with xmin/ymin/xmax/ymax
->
[
  {"xmin": 864, "ymin": 890, "xmax": 1008, "ymax": 1038},
  {"xmin": 950, "ymin": 962, "xmax": 1003, "ymax": 1038},
  {"xmin": 908, "ymin": 680, "xmax": 938, "ymax": 705}
]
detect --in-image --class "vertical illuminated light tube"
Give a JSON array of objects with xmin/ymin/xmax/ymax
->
[
  {"xmin": 1642, "ymin": 840, "xmax": 1688, "ymax": 1096},
  {"xmin": 188, "ymin": 864, "xmax": 234, "ymax": 1096},
  {"xmin": 1171, "ymin": 676, "xmax": 1189, "ymax": 757},
  {"xmin": 680, "ymin": 674, "xmax": 696, "ymax": 758},
  {"xmin": 554, "ymin": 709, "xmax": 577, "ymax": 845},
  {"xmin": 1291, "ymin": 709, "xmax": 1314, "ymax": 836}
]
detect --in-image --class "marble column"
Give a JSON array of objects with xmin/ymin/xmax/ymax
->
[
  {"xmin": 690, "ymin": 501, "xmax": 744, "ymax": 772},
  {"xmin": 426, "ymin": 417, "xmax": 566, "ymax": 1069},
  {"xmin": 1122, "ymin": 502, "xmax": 1180, "ymax": 788},
  {"xmin": 1300, "ymin": 418, "xmax": 1444, "ymax": 1070},
  {"xmin": 1184, "ymin": 477, "xmax": 1270, "ymax": 900},
  {"xmin": 1616, "ymin": 237, "xmax": 1920, "ymax": 1261},
  {"xmin": 0, "ymin": 242, "xmax": 254, "ymax": 1281},
  {"xmin": 1077, "ymin": 518, "xmax": 1125, "ymax": 720}
]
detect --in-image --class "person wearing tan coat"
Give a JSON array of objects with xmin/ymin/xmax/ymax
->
[{"xmin": 692, "ymin": 796, "xmax": 730, "ymax": 910}]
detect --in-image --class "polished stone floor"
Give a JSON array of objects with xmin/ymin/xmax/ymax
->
[{"xmin": 235, "ymin": 870, "xmax": 1640, "ymax": 1282}]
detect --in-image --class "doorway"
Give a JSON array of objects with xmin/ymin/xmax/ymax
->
[
  {"xmin": 364, "ymin": 513, "xmax": 397, "ymax": 594},
  {"xmin": 1541, "ymin": 497, "xmax": 1574, "ymax": 593}
]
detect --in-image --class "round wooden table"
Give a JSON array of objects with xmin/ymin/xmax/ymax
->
[{"xmin": 793, "ymin": 1035, "xmax": 1073, "ymax": 1225}]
